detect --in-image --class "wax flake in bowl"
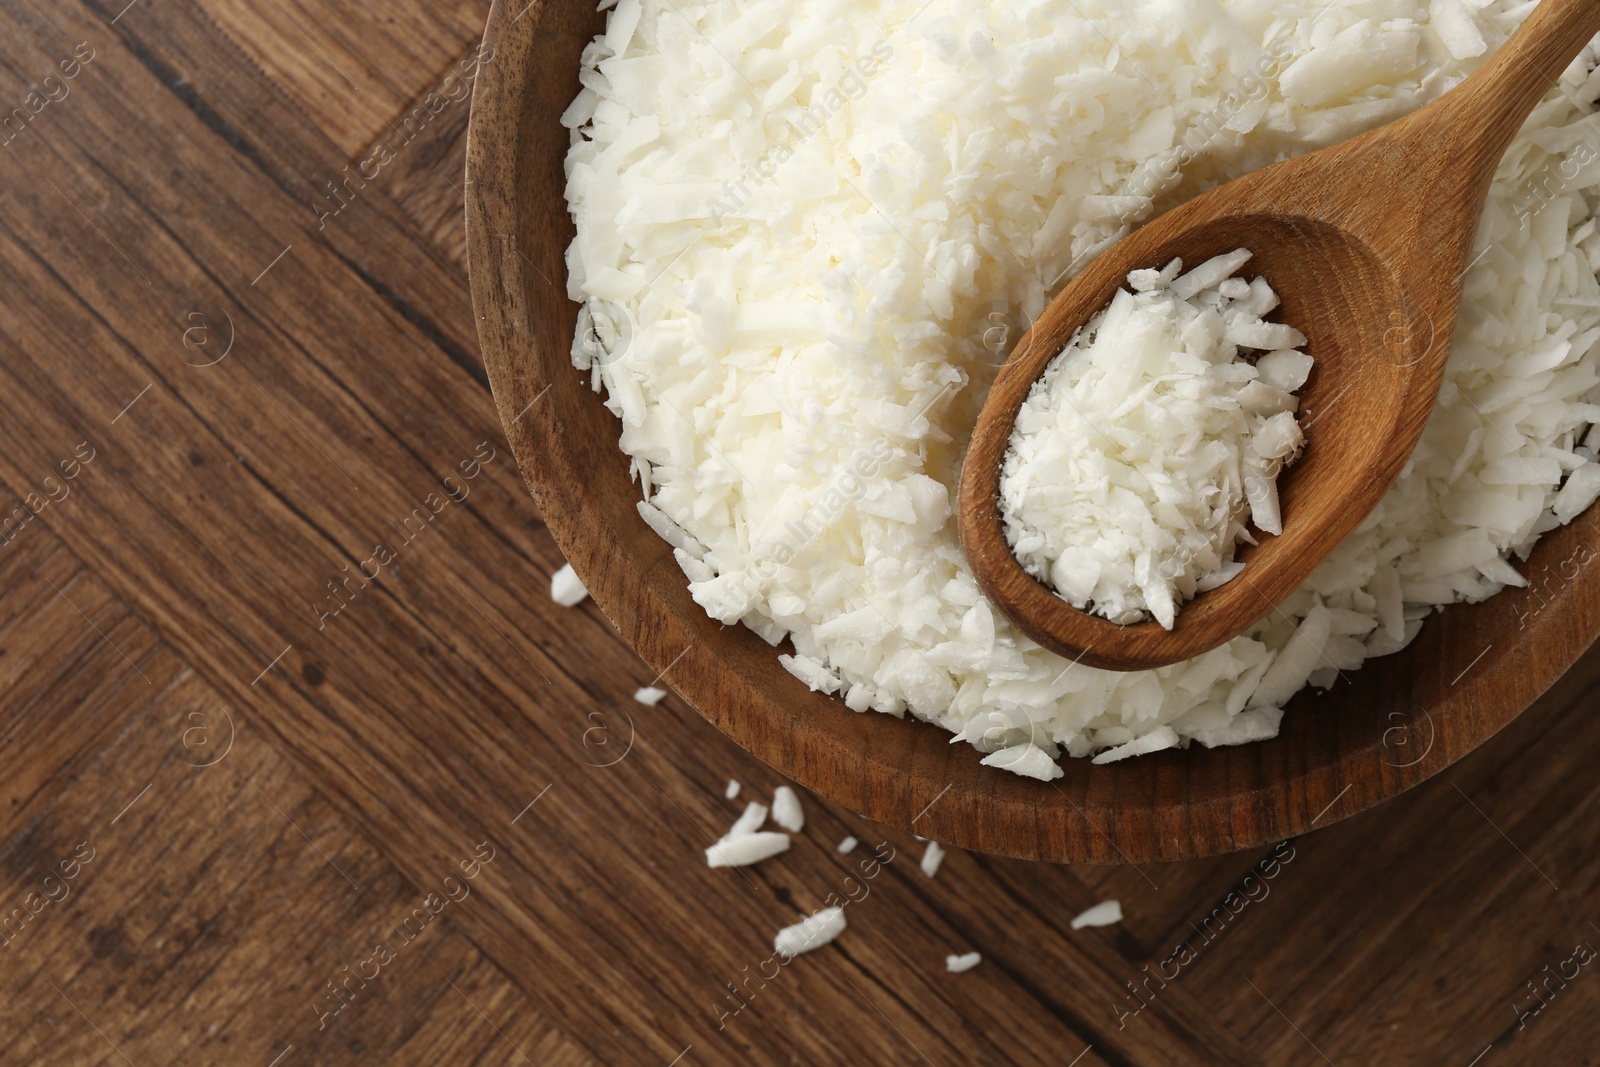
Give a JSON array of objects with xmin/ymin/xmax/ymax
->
[{"xmin": 561, "ymin": 0, "xmax": 1600, "ymax": 773}]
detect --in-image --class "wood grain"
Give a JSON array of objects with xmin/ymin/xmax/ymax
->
[
  {"xmin": 0, "ymin": 0, "xmax": 1595, "ymax": 1063},
  {"xmin": 0, "ymin": 526, "xmax": 597, "ymax": 1067},
  {"xmin": 197, "ymin": 0, "xmax": 490, "ymax": 155}
]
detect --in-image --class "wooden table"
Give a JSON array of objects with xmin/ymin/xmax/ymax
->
[{"xmin": 0, "ymin": 2, "xmax": 1596, "ymax": 1064}]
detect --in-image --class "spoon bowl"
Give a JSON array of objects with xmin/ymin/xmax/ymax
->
[
  {"xmin": 963, "ymin": 214, "xmax": 1421, "ymax": 671},
  {"xmin": 959, "ymin": 0, "xmax": 1600, "ymax": 671}
]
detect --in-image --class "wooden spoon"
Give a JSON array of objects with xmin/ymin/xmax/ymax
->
[{"xmin": 959, "ymin": 0, "xmax": 1600, "ymax": 673}]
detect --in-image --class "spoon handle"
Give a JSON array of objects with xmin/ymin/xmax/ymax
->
[{"xmin": 1447, "ymin": 0, "xmax": 1600, "ymax": 170}]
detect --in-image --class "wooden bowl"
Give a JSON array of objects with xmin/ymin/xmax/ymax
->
[{"xmin": 464, "ymin": 0, "xmax": 1600, "ymax": 863}]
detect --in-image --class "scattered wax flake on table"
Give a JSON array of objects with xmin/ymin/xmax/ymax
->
[
  {"xmin": 946, "ymin": 952, "xmax": 983, "ymax": 973},
  {"xmin": 774, "ymin": 907, "xmax": 846, "ymax": 957},
  {"xmin": 771, "ymin": 785, "xmax": 805, "ymax": 832},
  {"xmin": 836, "ymin": 835, "xmax": 858, "ymax": 854},
  {"xmin": 920, "ymin": 841, "xmax": 945, "ymax": 878},
  {"xmin": 549, "ymin": 562, "xmax": 587, "ymax": 607},
  {"xmin": 726, "ymin": 801, "xmax": 767, "ymax": 837},
  {"xmin": 633, "ymin": 686, "xmax": 666, "ymax": 705},
  {"xmin": 1071, "ymin": 900, "xmax": 1123, "ymax": 929},
  {"xmin": 705, "ymin": 832, "xmax": 790, "ymax": 868},
  {"xmin": 724, "ymin": 778, "xmax": 741, "ymax": 800},
  {"xmin": 704, "ymin": 801, "xmax": 790, "ymax": 868}
]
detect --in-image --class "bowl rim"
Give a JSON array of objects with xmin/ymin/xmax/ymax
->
[{"xmin": 463, "ymin": 0, "xmax": 1600, "ymax": 863}]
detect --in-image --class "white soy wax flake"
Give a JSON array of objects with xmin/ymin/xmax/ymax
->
[{"xmin": 1001, "ymin": 251, "xmax": 1310, "ymax": 632}]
